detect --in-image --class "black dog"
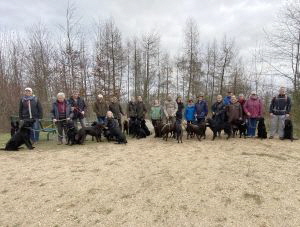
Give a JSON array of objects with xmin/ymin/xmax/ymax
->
[
  {"xmin": 123, "ymin": 120, "xmax": 129, "ymax": 135},
  {"xmin": 2, "ymin": 120, "xmax": 35, "ymax": 151},
  {"xmin": 283, "ymin": 119, "xmax": 295, "ymax": 141},
  {"xmin": 206, "ymin": 118, "xmax": 231, "ymax": 140},
  {"xmin": 66, "ymin": 121, "xmax": 78, "ymax": 145},
  {"xmin": 141, "ymin": 119, "xmax": 150, "ymax": 136},
  {"xmin": 76, "ymin": 122, "xmax": 104, "ymax": 144},
  {"xmin": 232, "ymin": 119, "xmax": 247, "ymax": 138},
  {"xmin": 186, "ymin": 122, "xmax": 206, "ymax": 141},
  {"xmin": 10, "ymin": 121, "xmax": 19, "ymax": 137},
  {"xmin": 257, "ymin": 118, "xmax": 267, "ymax": 139}
]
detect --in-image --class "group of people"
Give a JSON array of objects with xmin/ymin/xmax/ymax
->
[{"xmin": 18, "ymin": 86, "xmax": 291, "ymax": 145}]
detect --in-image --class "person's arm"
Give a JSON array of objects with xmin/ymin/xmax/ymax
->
[
  {"xmin": 286, "ymin": 96, "xmax": 292, "ymax": 114},
  {"xmin": 243, "ymin": 100, "xmax": 249, "ymax": 116},
  {"xmin": 50, "ymin": 103, "xmax": 56, "ymax": 121},
  {"xmin": 37, "ymin": 99, "xmax": 43, "ymax": 119},
  {"xmin": 204, "ymin": 102, "xmax": 208, "ymax": 116},
  {"xmin": 163, "ymin": 103, "xmax": 168, "ymax": 117},
  {"xmin": 19, "ymin": 99, "xmax": 23, "ymax": 120},
  {"xmin": 173, "ymin": 102, "xmax": 178, "ymax": 116}
]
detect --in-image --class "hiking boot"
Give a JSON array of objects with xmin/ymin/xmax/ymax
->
[
  {"xmin": 279, "ymin": 137, "xmax": 284, "ymax": 140},
  {"xmin": 269, "ymin": 136, "xmax": 273, "ymax": 139},
  {"xmin": 57, "ymin": 141, "xmax": 63, "ymax": 145}
]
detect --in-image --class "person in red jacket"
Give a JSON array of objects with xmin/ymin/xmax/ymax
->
[{"xmin": 243, "ymin": 91, "xmax": 263, "ymax": 137}]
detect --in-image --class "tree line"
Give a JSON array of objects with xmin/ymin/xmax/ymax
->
[{"xmin": 0, "ymin": 1, "xmax": 300, "ymax": 130}]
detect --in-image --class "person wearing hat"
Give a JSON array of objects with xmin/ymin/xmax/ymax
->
[
  {"xmin": 269, "ymin": 86, "xmax": 292, "ymax": 139},
  {"xmin": 19, "ymin": 87, "xmax": 43, "ymax": 143},
  {"xmin": 93, "ymin": 94, "xmax": 109, "ymax": 124},
  {"xmin": 184, "ymin": 98, "xmax": 195, "ymax": 123},
  {"xmin": 243, "ymin": 91, "xmax": 263, "ymax": 137},
  {"xmin": 195, "ymin": 93, "xmax": 208, "ymax": 124},
  {"xmin": 211, "ymin": 95, "xmax": 226, "ymax": 124},
  {"xmin": 223, "ymin": 91, "xmax": 233, "ymax": 106}
]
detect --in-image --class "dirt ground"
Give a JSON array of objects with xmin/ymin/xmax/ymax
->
[{"xmin": 0, "ymin": 129, "xmax": 300, "ymax": 227}]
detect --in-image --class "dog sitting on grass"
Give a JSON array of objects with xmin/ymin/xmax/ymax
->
[
  {"xmin": 66, "ymin": 121, "xmax": 78, "ymax": 145},
  {"xmin": 2, "ymin": 119, "xmax": 35, "ymax": 151},
  {"xmin": 283, "ymin": 119, "xmax": 296, "ymax": 141},
  {"xmin": 257, "ymin": 117, "xmax": 267, "ymax": 139},
  {"xmin": 10, "ymin": 121, "xmax": 19, "ymax": 137}
]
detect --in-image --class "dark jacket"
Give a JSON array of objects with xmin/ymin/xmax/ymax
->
[
  {"xmin": 195, "ymin": 100, "xmax": 208, "ymax": 119},
  {"xmin": 68, "ymin": 97, "xmax": 86, "ymax": 119},
  {"xmin": 50, "ymin": 100, "xmax": 72, "ymax": 120},
  {"xmin": 93, "ymin": 100, "xmax": 109, "ymax": 117},
  {"xmin": 176, "ymin": 102, "xmax": 185, "ymax": 119},
  {"xmin": 109, "ymin": 102, "xmax": 124, "ymax": 119},
  {"xmin": 269, "ymin": 94, "xmax": 291, "ymax": 115},
  {"xmin": 127, "ymin": 101, "xmax": 137, "ymax": 118},
  {"xmin": 211, "ymin": 101, "xmax": 226, "ymax": 123},
  {"xmin": 136, "ymin": 101, "xmax": 147, "ymax": 119},
  {"xmin": 19, "ymin": 96, "xmax": 43, "ymax": 120},
  {"xmin": 106, "ymin": 117, "xmax": 119, "ymax": 129},
  {"xmin": 226, "ymin": 102, "xmax": 242, "ymax": 123}
]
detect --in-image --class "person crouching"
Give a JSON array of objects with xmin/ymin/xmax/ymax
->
[{"xmin": 106, "ymin": 111, "xmax": 127, "ymax": 144}]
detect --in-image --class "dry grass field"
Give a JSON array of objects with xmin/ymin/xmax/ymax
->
[{"xmin": 0, "ymin": 129, "xmax": 299, "ymax": 227}]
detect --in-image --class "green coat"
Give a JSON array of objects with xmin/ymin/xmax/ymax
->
[{"xmin": 150, "ymin": 106, "xmax": 163, "ymax": 120}]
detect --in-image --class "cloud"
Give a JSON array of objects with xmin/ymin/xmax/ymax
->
[{"xmin": 0, "ymin": 0, "xmax": 283, "ymax": 59}]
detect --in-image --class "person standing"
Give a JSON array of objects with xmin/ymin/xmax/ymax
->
[
  {"xmin": 194, "ymin": 93, "xmax": 208, "ymax": 124},
  {"xmin": 184, "ymin": 98, "xmax": 195, "ymax": 123},
  {"xmin": 93, "ymin": 94, "xmax": 109, "ymax": 124},
  {"xmin": 176, "ymin": 96, "xmax": 185, "ymax": 120},
  {"xmin": 19, "ymin": 87, "xmax": 43, "ymax": 143},
  {"xmin": 244, "ymin": 91, "xmax": 263, "ymax": 137},
  {"xmin": 109, "ymin": 96, "xmax": 124, "ymax": 130},
  {"xmin": 238, "ymin": 93, "xmax": 247, "ymax": 119},
  {"xmin": 226, "ymin": 95, "xmax": 243, "ymax": 123},
  {"xmin": 135, "ymin": 96, "xmax": 147, "ymax": 120},
  {"xmin": 211, "ymin": 95, "xmax": 226, "ymax": 124},
  {"xmin": 68, "ymin": 91, "xmax": 86, "ymax": 128},
  {"xmin": 51, "ymin": 92, "xmax": 72, "ymax": 145},
  {"xmin": 150, "ymin": 100, "xmax": 163, "ymax": 137},
  {"xmin": 127, "ymin": 96, "xmax": 137, "ymax": 135},
  {"xmin": 163, "ymin": 95, "xmax": 178, "ymax": 124},
  {"xmin": 269, "ymin": 87, "xmax": 292, "ymax": 139}
]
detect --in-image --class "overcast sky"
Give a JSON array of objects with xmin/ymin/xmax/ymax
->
[{"xmin": 0, "ymin": 0, "xmax": 284, "ymax": 59}]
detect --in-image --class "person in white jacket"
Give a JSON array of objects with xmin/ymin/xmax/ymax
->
[{"xmin": 163, "ymin": 95, "xmax": 178, "ymax": 124}]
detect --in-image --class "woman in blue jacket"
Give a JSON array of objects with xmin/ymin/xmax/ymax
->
[{"xmin": 185, "ymin": 98, "xmax": 195, "ymax": 123}]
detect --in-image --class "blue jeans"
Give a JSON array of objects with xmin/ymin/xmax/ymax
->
[
  {"xmin": 97, "ymin": 116, "xmax": 106, "ymax": 124},
  {"xmin": 30, "ymin": 119, "xmax": 40, "ymax": 142},
  {"xmin": 247, "ymin": 118, "xmax": 257, "ymax": 137}
]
